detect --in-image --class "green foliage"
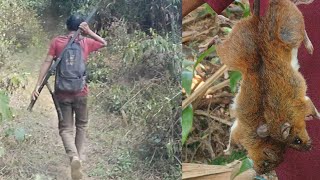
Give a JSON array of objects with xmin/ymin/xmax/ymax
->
[
  {"xmin": 88, "ymin": 150, "xmax": 139, "ymax": 179},
  {"xmin": 182, "ymin": 71, "xmax": 193, "ymax": 95},
  {"xmin": 3, "ymin": 126, "xmax": 26, "ymax": 142},
  {"xmin": 235, "ymin": 0, "xmax": 251, "ymax": 17},
  {"xmin": 255, "ymin": 176, "xmax": 267, "ymax": 180},
  {"xmin": 107, "ymin": 151, "xmax": 135, "ymax": 178},
  {"xmin": 182, "ymin": 105, "xmax": 193, "ymax": 145},
  {"xmin": 235, "ymin": 158, "xmax": 254, "ymax": 177},
  {"xmin": 30, "ymin": 0, "xmax": 180, "ymax": 35},
  {"xmin": 198, "ymin": 3, "xmax": 216, "ymax": 17},
  {"xmin": 193, "ymin": 46, "xmax": 216, "ymax": 72},
  {"xmin": 14, "ymin": 128, "xmax": 26, "ymax": 142},
  {"xmin": 87, "ymin": 52, "xmax": 111, "ymax": 83},
  {"xmin": 99, "ymin": 0, "xmax": 181, "ymax": 34},
  {"xmin": 88, "ymin": 161, "xmax": 108, "ymax": 177},
  {"xmin": 229, "ymin": 71, "xmax": 242, "ymax": 93},
  {"xmin": 0, "ymin": 0, "xmax": 43, "ymax": 48},
  {"xmin": 182, "ymin": 45, "xmax": 217, "ymax": 145},
  {"xmin": 102, "ymin": 85, "xmax": 130, "ymax": 113},
  {"xmin": 0, "ymin": 91, "xmax": 12, "ymax": 122},
  {"xmin": 96, "ymin": 79, "xmax": 180, "ymax": 178},
  {"xmin": 0, "ymin": 145, "xmax": 5, "ymax": 158},
  {"xmin": 105, "ymin": 19, "xmax": 131, "ymax": 53},
  {"xmin": 0, "ymin": 73, "xmax": 28, "ymax": 92},
  {"xmin": 221, "ymin": 27, "xmax": 233, "ymax": 34},
  {"xmin": 122, "ymin": 29, "xmax": 181, "ymax": 80},
  {"xmin": 210, "ymin": 151, "xmax": 246, "ymax": 165},
  {"xmin": 0, "ymin": 0, "xmax": 44, "ymax": 70}
]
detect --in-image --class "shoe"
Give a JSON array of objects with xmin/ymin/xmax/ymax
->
[{"xmin": 71, "ymin": 156, "xmax": 83, "ymax": 180}]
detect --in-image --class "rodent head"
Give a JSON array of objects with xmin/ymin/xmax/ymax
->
[
  {"xmin": 286, "ymin": 123, "xmax": 311, "ymax": 151},
  {"xmin": 257, "ymin": 121, "xmax": 311, "ymax": 151},
  {"xmin": 250, "ymin": 140, "xmax": 285, "ymax": 175},
  {"xmin": 280, "ymin": 116, "xmax": 311, "ymax": 150}
]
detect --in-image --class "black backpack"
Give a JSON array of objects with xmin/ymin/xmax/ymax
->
[{"xmin": 55, "ymin": 40, "xmax": 86, "ymax": 93}]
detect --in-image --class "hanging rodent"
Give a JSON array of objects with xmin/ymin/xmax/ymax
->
[
  {"xmin": 217, "ymin": 0, "xmax": 319, "ymax": 174},
  {"xmin": 220, "ymin": 7, "xmax": 285, "ymax": 174}
]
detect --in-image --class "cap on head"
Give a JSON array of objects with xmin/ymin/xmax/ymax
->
[{"xmin": 66, "ymin": 14, "xmax": 85, "ymax": 31}]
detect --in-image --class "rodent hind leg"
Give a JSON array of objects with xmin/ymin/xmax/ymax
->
[
  {"xmin": 303, "ymin": 30, "xmax": 314, "ymax": 55},
  {"xmin": 224, "ymin": 120, "xmax": 240, "ymax": 155},
  {"xmin": 305, "ymin": 96, "xmax": 320, "ymax": 119}
]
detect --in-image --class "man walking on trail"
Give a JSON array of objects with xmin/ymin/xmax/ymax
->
[{"xmin": 31, "ymin": 14, "xmax": 106, "ymax": 179}]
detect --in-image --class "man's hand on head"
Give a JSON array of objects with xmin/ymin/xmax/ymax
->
[{"xmin": 79, "ymin": 22, "xmax": 93, "ymax": 35}]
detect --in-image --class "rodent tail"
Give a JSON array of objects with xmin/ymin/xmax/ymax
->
[{"xmin": 216, "ymin": 17, "xmax": 259, "ymax": 73}]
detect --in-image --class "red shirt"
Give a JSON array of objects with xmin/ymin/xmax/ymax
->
[
  {"xmin": 206, "ymin": 1, "xmax": 320, "ymax": 179},
  {"xmin": 48, "ymin": 34, "xmax": 104, "ymax": 99}
]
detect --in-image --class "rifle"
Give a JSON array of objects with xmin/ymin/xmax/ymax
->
[{"xmin": 27, "ymin": 0, "xmax": 103, "ymax": 112}]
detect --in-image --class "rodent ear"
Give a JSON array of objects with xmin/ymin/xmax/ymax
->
[
  {"xmin": 257, "ymin": 124, "xmax": 269, "ymax": 138},
  {"xmin": 281, "ymin": 122, "xmax": 291, "ymax": 140}
]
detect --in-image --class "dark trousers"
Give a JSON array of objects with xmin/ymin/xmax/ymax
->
[{"xmin": 57, "ymin": 96, "xmax": 88, "ymax": 160}]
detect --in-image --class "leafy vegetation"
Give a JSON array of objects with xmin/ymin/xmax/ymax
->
[
  {"xmin": 86, "ymin": 19, "xmax": 181, "ymax": 178},
  {"xmin": 210, "ymin": 151, "xmax": 246, "ymax": 165},
  {"xmin": 0, "ymin": 91, "xmax": 12, "ymax": 122},
  {"xmin": 0, "ymin": 0, "xmax": 42, "ymax": 164},
  {"xmin": 0, "ymin": 0, "xmax": 182, "ymax": 179},
  {"xmin": 0, "ymin": 0, "xmax": 181, "ymax": 179}
]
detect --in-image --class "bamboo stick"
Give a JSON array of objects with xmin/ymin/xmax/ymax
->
[{"xmin": 182, "ymin": 65, "xmax": 227, "ymax": 109}]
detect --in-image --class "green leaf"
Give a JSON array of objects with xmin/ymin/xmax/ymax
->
[
  {"xmin": 4, "ymin": 127, "xmax": 14, "ymax": 137},
  {"xmin": 211, "ymin": 156, "xmax": 229, "ymax": 165},
  {"xmin": 221, "ymin": 27, "xmax": 232, "ymax": 34},
  {"xmin": 255, "ymin": 176, "xmax": 267, "ymax": 180},
  {"xmin": 0, "ymin": 90, "xmax": 12, "ymax": 122},
  {"xmin": 229, "ymin": 71, "xmax": 242, "ymax": 93},
  {"xmin": 182, "ymin": 70, "xmax": 193, "ymax": 95},
  {"xmin": 14, "ymin": 128, "xmax": 25, "ymax": 142},
  {"xmin": 235, "ymin": 158, "xmax": 254, "ymax": 178},
  {"xmin": 182, "ymin": 105, "xmax": 193, "ymax": 145},
  {"xmin": 211, "ymin": 150, "xmax": 246, "ymax": 165},
  {"xmin": 198, "ymin": 4, "xmax": 215, "ymax": 17},
  {"xmin": 193, "ymin": 46, "xmax": 216, "ymax": 72},
  {"xmin": 243, "ymin": 4, "xmax": 251, "ymax": 17},
  {"xmin": 204, "ymin": 4, "xmax": 215, "ymax": 16},
  {"xmin": 182, "ymin": 60, "xmax": 195, "ymax": 69},
  {"xmin": 0, "ymin": 146, "xmax": 5, "ymax": 158}
]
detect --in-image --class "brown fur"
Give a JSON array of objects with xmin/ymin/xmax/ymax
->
[
  {"xmin": 218, "ymin": 0, "xmax": 319, "ymax": 174},
  {"xmin": 226, "ymin": 73, "xmax": 286, "ymax": 174},
  {"xmin": 255, "ymin": 0, "xmax": 317, "ymax": 150},
  {"xmin": 219, "ymin": 2, "xmax": 288, "ymax": 174}
]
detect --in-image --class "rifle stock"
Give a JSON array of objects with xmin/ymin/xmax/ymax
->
[{"xmin": 27, "ymin": 0, "xmax": 102, "ymax": 111}]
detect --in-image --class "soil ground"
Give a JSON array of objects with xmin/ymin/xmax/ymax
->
[{"xmin": 0, "ymin": 40, "xmax": 156, "ymax": 180}]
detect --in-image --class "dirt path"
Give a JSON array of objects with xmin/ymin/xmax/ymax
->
[
  {"xmin": 0, "ymin": 45, "xmax": 127, "ymax": 179},
  {"xmin": 3, "ymin": 67, "xmax": 97, "ymax": 179}
]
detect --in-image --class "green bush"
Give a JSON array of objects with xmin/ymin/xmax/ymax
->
[
  {"xmin": 0, "ymin": 0, "xmax": 44, "ymax": 68},
  {"xmin": 122, "ymin": 29, "xmax": 181, "ymax": 81}
]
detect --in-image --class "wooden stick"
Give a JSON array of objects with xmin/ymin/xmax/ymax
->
[
  {"xmin": 182, "ymin": 65, "xmax": 227, "ymax": 109},
  {"xmin": 194, "ymin": 110, "xmax": 233, "ymax": 126},
  {"xmin": 182, "ymin": 163, "xmax": 232, "ymax": 179},
  {"xmin": 205, "ymin": 79, "xmax": 230, "ymax": 95}
]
